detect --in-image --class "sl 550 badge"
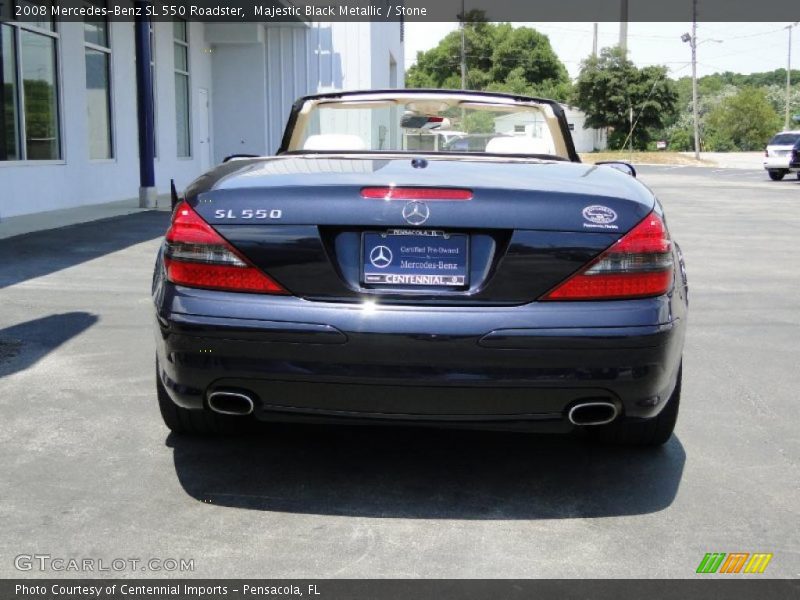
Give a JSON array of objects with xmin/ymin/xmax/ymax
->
[{"xmin": 214, "ymin": 209, "xmax": 283, "ymax": 220}]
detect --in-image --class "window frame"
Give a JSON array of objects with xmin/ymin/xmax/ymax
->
[
  {"xmin": 0, "ymin": 19, "xmax": 64, "ymax": 165},
  {"xmin": 0, "ymin": 23, "xmax": 22, "ymax": 162},
  {"xmin": 173, "ymin": 19, "xmax": 191, "ymax": 159},
  {"xmin": 83, "ymin": 1, "xmax": 115, "ymax": 161}
]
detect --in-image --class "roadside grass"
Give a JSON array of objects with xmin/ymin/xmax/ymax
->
[{"xmin": 580, "ymin": 151, "xmax": 715, "ymax": 166}]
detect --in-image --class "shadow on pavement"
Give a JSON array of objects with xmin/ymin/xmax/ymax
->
[
  {"xmin": 0, "ymin": 312, "xmax": 99, "ymax": 378},
  {"xmin": 169, "ymin": 423, "xmax": 685, "ymax": 519},
  {"xmin": 0, "ymin": 212, "xmax": 169, "ymax": 289}
]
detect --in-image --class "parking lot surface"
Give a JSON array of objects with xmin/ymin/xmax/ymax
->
[{"xmin": 1, "ymin": 166, "xmax": 798, "ymax": 578}]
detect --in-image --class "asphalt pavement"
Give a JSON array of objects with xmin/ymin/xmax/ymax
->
[{"xmin": 0, "ymin": 166, "xmax": 798, "ymax": 578}]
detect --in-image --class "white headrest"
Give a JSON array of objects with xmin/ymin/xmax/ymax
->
[
  {"xmin": 485, "ymin": 136, "xmax": 553, "ymax": 155},
  {"xmin": 303, "ymin": 134, "xmax": 366, "ymax": 151}
]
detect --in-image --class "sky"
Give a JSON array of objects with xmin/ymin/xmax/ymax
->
[{"xmin": 404, "ymin": 22, "xmax": 799, "ymax": 81}]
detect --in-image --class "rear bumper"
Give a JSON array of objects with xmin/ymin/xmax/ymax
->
[
  {"xmin": 763, "ymin": 157, "xmax": 795, "ymax": 170},
  {"xmin": 154, "ymin": 280, "xmax": 687, "ymax": 430}
]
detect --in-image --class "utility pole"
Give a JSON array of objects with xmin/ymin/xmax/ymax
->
[
  {"xmin": 619, "ymin": 0, "xmax": 628, "ymax": 55},
  {"xmin": 785, "ymin": 22, "xmax": 799, "ymax": 130},
  {"xmin": 682, "ymin": 0, "xmax": 700, "ymax": 159},
  {"xmin": 691, "ymin": 3, "xmax": 699, "ymax": 159},
  {"xmin": 460, "ymin": 0, "xmax": 467, "ymax": 89},
  {"xmin": 629, "ymin": 105, "xmax": 634, "ymax": 161},
  {"xmin": 682, "ymin": 3, "xmax": 722, "ymax": 160},
  {"xmin": 593, "ymin": 23, "xmax": 598, "ymax": 58}
]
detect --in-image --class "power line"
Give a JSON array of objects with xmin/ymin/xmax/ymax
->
[{"xmin": 618, "ymin": 62, "xmax": 692, "ymax": 153}]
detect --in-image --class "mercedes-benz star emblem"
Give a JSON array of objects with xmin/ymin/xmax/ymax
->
[
  {"xmin": 402, "ymin": 201, "xmax": 430, "ymax": 226},
  {"xmin": 369, "ymin": 245, "xmax": 393, "ymax": 269}
]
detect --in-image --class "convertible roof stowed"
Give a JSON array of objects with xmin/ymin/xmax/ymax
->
[{"xmin": 276, "ymin": 89, "xmax": 580, "ymax": 162}]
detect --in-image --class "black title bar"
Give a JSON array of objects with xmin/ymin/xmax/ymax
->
[
  {"xmin": 3, "ymin": 0, "xmax": 800, "ymax": 23},
  {"xmin": 3, "ymin": 579, "xmax": 800, "ymax": 600}
]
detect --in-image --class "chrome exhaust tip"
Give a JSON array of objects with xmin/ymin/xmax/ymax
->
[
  {"xmin": 207, "ymin": 391, "xmax": 255, "ymax": 416},
  {"xmin": 567, "ymin": 402, "xmax": 619, "ymax": 427}
]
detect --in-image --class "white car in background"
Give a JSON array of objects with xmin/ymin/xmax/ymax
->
[{"xmin": 763, "ymin": 131, "xmax": 800, "ymax": 180}]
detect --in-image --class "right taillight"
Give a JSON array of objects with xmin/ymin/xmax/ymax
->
[
  {"xmin": 542, "ymin": 211, "xmax": 674, "ymax": 301},
  {"xmin": 164, "ymin": 201, "xmax": 287, "ymax": 294}
]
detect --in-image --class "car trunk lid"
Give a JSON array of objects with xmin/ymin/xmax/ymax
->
[{"xmin": 185, "ymin": 156, "xmax": 654, "ymax": 304}]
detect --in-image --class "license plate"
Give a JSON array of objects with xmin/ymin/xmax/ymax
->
[{"xmin": 362, "ymin": 230, "xmax": 469, "ymax": 287}]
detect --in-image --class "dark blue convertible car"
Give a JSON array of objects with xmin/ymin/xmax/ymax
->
[{"xmin": 153, "ymin": 90, "xmax": 688, "ymax": 446}]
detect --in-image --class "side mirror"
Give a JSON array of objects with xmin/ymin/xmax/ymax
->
[{"xmin": 596, "ymin": 161, "xmax": 637, "ymax": 178}]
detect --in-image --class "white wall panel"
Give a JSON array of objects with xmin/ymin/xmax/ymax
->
[
  {"xmin": 1, "ymin": 20, "xmax": 404, "ymax": 218},
  {"xmin": 264, "ymin": 25, "xmax": 313, "ymax": 153},
  {"xmin": 1, "ymin": 21, "xmax": 213, "ymax": 218},
  {"xmin": 210, "ymin": 44, "xmax": 268, "ymax": 163}
]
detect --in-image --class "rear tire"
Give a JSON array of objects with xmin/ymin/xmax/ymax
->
[
  {"xmin": 586, "ymin": 366, "xmax": 681, "ymax": 447},
  {"xmin": 157, "ymin": 367, "xmax": 250, "ymax": 435},
  {"xmin": 768, "ymin": 170, "xmax": 786, "ymax": 181}
]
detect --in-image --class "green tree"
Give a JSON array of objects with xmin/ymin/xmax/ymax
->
[
  {"xmin": 573, "ymin": 47, "xmax": 678, "ymax": 150},
  {"xmin": 705, "ymin": 87, "xmax": 781, "ymax": 151},
  {"xmin": 406, "ymin": 14, "xmax": 571, "ymax": 102},
  {"xmin": 764, "ymin": 83, "xmax": 800, "ymax": 124}
]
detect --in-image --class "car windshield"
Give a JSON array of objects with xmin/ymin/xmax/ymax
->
[
  {"xmin": 769, "ymin": 133, "xmax": 800, "ymax": 145},
  {"xmin": 284, "ymin": 92, "xmax": 571, "ymax": 159}
]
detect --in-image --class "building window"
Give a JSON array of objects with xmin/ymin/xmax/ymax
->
[
  {"xmin": 84, "ymin": 1, "xmax": 113, "ymax": 159},
  {"xmin": 173, "ymin": 19, "xmax": 190, "ymax": 158},
  {"xmin": 514, "ymin": 125, "xmax": 526, "ymax": 134},
  {"xmin": 0, "ymin": 17, "xmax": 61, "ymax": 161},
  {"xmin": 0, "ymin": 25, "xmax": 21, "ymax": 160}
]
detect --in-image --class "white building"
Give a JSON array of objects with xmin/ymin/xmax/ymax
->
[
  {"xmin": 562, "ymin": 105, "xmax": 607, "ymax": 154},
  {"xmin": 0, "ymin": 18, "xmax": 403, "ymax": 219},
  {"xmin": 493, "ymin": 105, "xmax": 607, "ymax": 154}
]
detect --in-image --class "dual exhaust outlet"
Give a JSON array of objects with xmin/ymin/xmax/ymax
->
[
  {"xmin": 207, "ymin": 390, "xmax": 255, "ymax": 416},
  {"xmin": 207, "ymin": 390, "xmax": 619, "ymax": 426},
  {"xmin": 567, "ymin": 401, "xmax": 619, "ymax": 427}
]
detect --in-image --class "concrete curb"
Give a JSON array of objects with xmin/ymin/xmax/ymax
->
[{"xmin": 0, "ymin": 196, "xmax": 172, "ymax": 241}]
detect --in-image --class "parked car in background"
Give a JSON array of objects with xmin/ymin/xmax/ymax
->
[
  {"xmin": 790, "ymin": 139, "xmax": 800, "ymax": 171},
  {"xmin": 404, "ymin": 130, "xmax": 467, "ymax": 152},
  {"xmin": 763, "ymin": 131, "xmax": 800, "ymax": 180},
  {"xmin": 443, "ymin": 133, "xmax": 509, "ymax": 152}
]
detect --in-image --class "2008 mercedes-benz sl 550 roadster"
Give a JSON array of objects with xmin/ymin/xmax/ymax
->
[{"xmin": 153, "ymin": 90, "xmax": 688, "ymax": 446}]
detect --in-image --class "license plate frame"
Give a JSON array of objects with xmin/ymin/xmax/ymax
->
[{"xmin": 361, "ymin": 229, "xmax": 470, "ymax": 288}]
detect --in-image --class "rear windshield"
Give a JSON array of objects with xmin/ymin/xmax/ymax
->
[{"xmin": 769, "ymin": 133, "xmax": 800, "ymax": 145}]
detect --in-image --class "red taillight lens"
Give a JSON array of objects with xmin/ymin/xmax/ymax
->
[
  {"xmin": 361, "ymin": 187, "xmax": 473, "ymax": 201},
  {"xmin": 542, "ymin": 211, "xmax": 674, "ymax": 301},
  {"xmin": 164, "ymin": 202, "xmax": 287, "ymax": 294}
]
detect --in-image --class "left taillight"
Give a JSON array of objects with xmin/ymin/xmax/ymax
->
[
  {"xmin": 163, "ymin": 201, "xmax": 287, "ymax": 294},
  {"xmin": 541, "ymin": 211, "xmax": 674, "ymax": 301}
]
